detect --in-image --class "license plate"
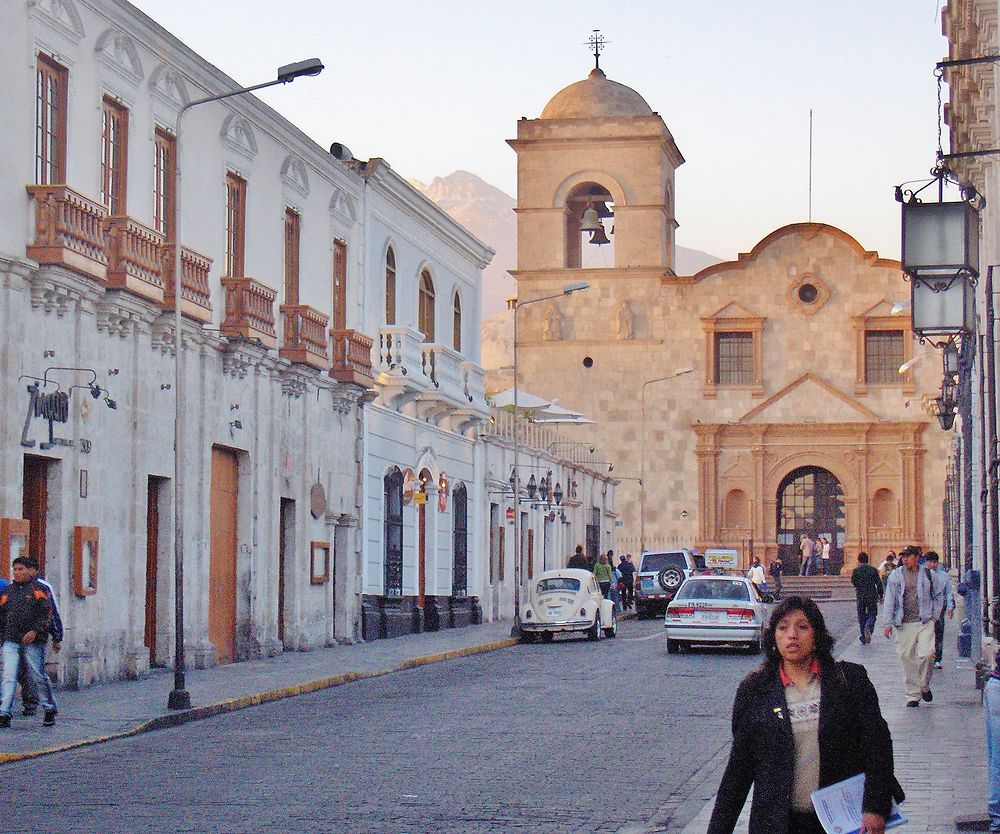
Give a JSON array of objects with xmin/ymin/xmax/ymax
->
[
  {"xmin": 547, "ymin": 609, "xmax": 562, "ymax": 617},
  {"xmin": 641, "ymin": 578, "xmax": 653, "ymax": 589},
  {"xmin": 698, "ymin": 611, "xmax": 721, "ymax": 622}
]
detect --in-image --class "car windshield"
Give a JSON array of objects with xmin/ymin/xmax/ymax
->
[
  {"xmin": 536, "ymin": 577, "xmax": 581, "ymax": 595},
  {"xmin": 676, "ymin": 579, "xmax": 750, "ymax": 602},
  {"xmin": 640, "ymin": 553, "xmax": 685, "ymax": 572}
]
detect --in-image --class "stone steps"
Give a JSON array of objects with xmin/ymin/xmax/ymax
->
[{"xmin": 777, "ymin": 575, "xmax": 856, "ymax": 601}]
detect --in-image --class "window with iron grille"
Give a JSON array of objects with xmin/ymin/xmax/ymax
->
[
  {"xmin": 35, "ymin": 54, "xmax": 67, "ymax": 185},
  {"xmin": 153, "ymin": 128, "xmax": 175, "ymax": 238},
  {"xmin": 864, "ymin": 330, "xmax": 904, "ymax": 384},
  {"xmin": 452, "ymin": 484, "xmax": 468, "ymax": 597},
  {"xmin": 101, "ymin": 97, "xmax": 128, "ymax": 215},
  {"xmin": 225, "ymin": 172, "xmax": 246, "ymax": 276},
  {"xmin": 714, "ymin": 332, "xmax": 754, "ymax": 385},
  {"xmin": 383, "ymin": 468, "xmax": 403, "ymax": 597}
]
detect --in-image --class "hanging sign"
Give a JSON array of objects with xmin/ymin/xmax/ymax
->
[
  {"xmin": 438, "ymin": 472, "xmax": 448, "ymax": 512},
  {"xmin": 402, "ymin": 468, "xmax": 417, "ymax": 505},
  {"xmin": 310, "ymin": 481, "xmax": 327, "ymax": 519},
  {"xmin": 413, "ymin": 491, "xmax": 427, "ymax": 505}
]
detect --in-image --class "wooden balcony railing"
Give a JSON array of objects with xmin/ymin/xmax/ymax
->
[
  {"xmin": 330, "ymin": 328, "xmax": 375, "ymax": 387},
  {"xmin": 104, "ymin": 215, "xmax": 165, "ymax": 303},
  {"xmin": 279, "ymin": 304, "xmax": 329, "ymax": 369},
  {"xmin": 220, "ymin": 277, "xmax": 278, "ymax": 349},
  {"xmin": 162, "ymin": 244, "xmax": 213, "ymax": 324},
  {"xmin": 26, "ymin": 184, "xmax": 108, "ymax": 281}
]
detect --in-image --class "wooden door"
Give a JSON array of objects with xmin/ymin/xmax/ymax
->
[
  {"xmin": 209, "ymin": 448, "xmax": 238, "ymax": 665},
  {"xmin": 22, "ymin": 456, "xmax": 49, "ymax": 573},
  {"xmin": 145, "ymin": 477, "xmax": 166, "ymax": 664},
  {"xmin": 278, "ymin": 498, "xmax": 294, "ymax": 645},
  {"xmin": 332, "ymin": 239, "xmax": 347, "ymax": 331}
]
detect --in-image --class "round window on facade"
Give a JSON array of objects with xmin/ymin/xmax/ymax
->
[{"xmin": 797, "ymin": 283, "xmax": 818, "ymax": 304}]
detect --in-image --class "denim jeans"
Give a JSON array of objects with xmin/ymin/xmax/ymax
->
[
  {"xmin": 1, "ymin": 641, "xmax": 55, "ymax": 715},
  {"xmin": 857, "ymin": 596, "xmax": 878, "ymax": 640},
  {"xmin": 985, "ymin": 675, "xmax": 1000, "ymax": 832}
]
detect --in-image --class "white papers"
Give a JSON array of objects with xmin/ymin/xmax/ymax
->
[{"xmin": 811, "ymin": 773, "xmax": 906, "ymax": 834}]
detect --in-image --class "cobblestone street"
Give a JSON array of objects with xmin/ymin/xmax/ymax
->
[{"xmin": 1, "ymin": 605, "xmax": 857, "ymax": 834}]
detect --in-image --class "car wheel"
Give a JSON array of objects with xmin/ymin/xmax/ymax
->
[
  {"xmin": 518, "ymin": 631, "xmax": 536, "ymax": 644},
  {"xmin": 667, "ymin": 638, "xmax": 679, "ymax": 654},
  {"xmin": 587, "ymin": 613, "xmax": 602, "ymax": 641},
  {"xmin": 603, "ymin": 611, "xmax": 617, "ymax": 639},
  {"xmin": 748, "ymin": 640, "xmax": 761, "ymax": 654},
  {"xmin": 658, "ymin": 567, "xmax": 684, "ymax": 592},
  {"xmin": 539, "ymin": 631, "xmax": 554, "ymax": 643}
]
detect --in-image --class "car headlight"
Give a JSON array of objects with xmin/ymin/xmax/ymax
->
[
  {"xmin": 580, "ymin": 607, "xmax": 587, "ymax": 617},
  {"xmin": 524, "ymin": 609, "xmax": 533, "ymax": 619}
]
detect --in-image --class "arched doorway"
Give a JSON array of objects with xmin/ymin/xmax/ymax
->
[{"xmin": 776, "ymin": 466, "xmax": 845, "ymax": 574}]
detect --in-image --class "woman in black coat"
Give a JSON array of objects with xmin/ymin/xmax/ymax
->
[{"xmin": 707, "ymin": 596, "xmax": 903, "ymax": 834}]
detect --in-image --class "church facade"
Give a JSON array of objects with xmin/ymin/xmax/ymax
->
[{"xmin": 497, "ymin": 64, "xmax": 950, "ymax": 572}]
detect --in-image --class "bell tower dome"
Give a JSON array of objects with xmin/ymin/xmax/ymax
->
[{"xmin": 507, "ymin": 64, "xmax": 684, "ymax": 273}]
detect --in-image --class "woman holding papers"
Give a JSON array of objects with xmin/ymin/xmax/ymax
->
[{"xmin": 707, "ymin": 596, "xmax": 903, "ymax": 834}]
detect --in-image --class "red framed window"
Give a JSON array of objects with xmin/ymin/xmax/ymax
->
[
  {"xmin": 153, "ymin": 127, "xmax": 176, "ymax": 239},
  {"xmin": 100, "ymin": 96, "xmax": 128, "ymax": 215},
  {"xmin": 332, "ymin": 239, "xmax": 347, "ymax": 330},
  {"xmin": 35, "ymin": 54, "xmax": 68, "ymax": 185},
  {"xmin": 283, "ymin": 208, "xmax": 300, "ymax": 304},
  {"xmin": 225, "ymin": 172, "xmax": 246, "ymax": 277}
]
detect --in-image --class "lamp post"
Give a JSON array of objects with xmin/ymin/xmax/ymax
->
[
  {"xmin": 511, "ymin": 281, "xmax": 589, "ymax": 637},
  {"xmin": 639, "ymin": 367, "xmax": 694, "ymax": 553},
  {"xmin": 167, "ymin": 58, "xmax": 324, "ymax": 711}
]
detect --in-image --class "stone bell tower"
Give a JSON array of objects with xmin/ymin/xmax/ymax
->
[{"xmin": 507, "ymin": 61, "xmax": 684, "ymax": 274}]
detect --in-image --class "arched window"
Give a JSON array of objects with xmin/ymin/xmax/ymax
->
[
  {"xmin": 418, "ymin": 269, "xmax": 436, "ymax": 342},
  {"xmin": 383, "ymin": 468, "xmax": 403, "ymax": 596},
  {"xmin": 452, "ymin": 484, "xmax": 468, "ymax": 597},
  {"xmin": 452, "ymin": 291, "xmax": 462, "ymax": 351},
  {"xmin": 385, "ymin": 247, "xmax": 396, "ymax": 325},
  {"xmin": 565, "ymin": 181, "xmax": 615, "ymax": 269},
  {"xmin": 723, "ymin": 489, "xmax": 750, "ymax": 529},
  {"xmin": 872, "ymin": 488, "xmax": 897, "ymax": 528}
]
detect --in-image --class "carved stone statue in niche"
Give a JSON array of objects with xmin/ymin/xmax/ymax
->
[
  {"xmin": 615, "ymin": 301, "xmax": 634, "ymax": 340},
  {"xmin": 542, "ymin": 302, "xmax": 562, "ymax": 341}
]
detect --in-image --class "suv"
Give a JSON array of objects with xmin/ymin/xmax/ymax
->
[{"xmin": 634, "ymin": 549, "xmax": 707, "ymax": 618}]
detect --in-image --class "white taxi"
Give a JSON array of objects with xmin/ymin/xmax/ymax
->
[
  {"xmin": 664, "ymin": 574, "xmax": 770, "ymax": 653},
  {"xmin": 520, "ymin": 569, "xmax": 617, "ymax": 642}
]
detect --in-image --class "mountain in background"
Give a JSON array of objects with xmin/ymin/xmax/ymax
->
[{"xmin": 412, "ymin": 171, "xmax": 723, "ymax": 321}]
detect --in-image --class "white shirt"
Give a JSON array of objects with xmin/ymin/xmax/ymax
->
[
  {"xmin": 747, "ymin": 564, "xmax": 765, "ymax": 586},
  {"xmin": 821, "ymin": 541, "xmax": 831, "ymax": 559}
]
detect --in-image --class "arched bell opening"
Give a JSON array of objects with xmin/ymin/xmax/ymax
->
[{"xmin": 564, "ymin": 181, "xmax": 615, "ymax": 269}]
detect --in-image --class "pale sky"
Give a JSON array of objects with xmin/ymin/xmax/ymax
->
[{"xmin": 131, "ymin": 0, "xmax": 949, "ymax": 261}]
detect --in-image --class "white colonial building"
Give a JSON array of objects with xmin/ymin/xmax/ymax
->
[{"xmin": 0, "ymin": 0, "xmax": 616, "ymax": 687}]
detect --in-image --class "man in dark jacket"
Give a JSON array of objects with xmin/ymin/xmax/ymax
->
[
  {"xmin": 566, "ymin": 545, "xmax": 589, "ymax": 570},
  {"xmin": 0, "ymin": 556, "xmax": 56, "ymax": 727},
  {"xmin": 618, "ymin": 555, "xmax": 635, "ymax": 609},
  {"xmin": 18, "ymin": 559, "xmax": 63, "ymax": 717},
  {"xmin": 851, "ymin": 551, "xmax": 884, "ymax": 645}
]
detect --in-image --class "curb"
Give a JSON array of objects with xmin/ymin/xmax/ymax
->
[{"xmin": 0, "ymin": 636, "xmax": 519, "ymax": 765}]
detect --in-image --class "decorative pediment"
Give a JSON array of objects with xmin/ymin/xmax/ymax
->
[
  {"xmin": 329, "ymin": 187, "xmax": 358, "ymax": 223},
  {"xmin": 149, "ymin": 64, "xmax": 189, "ymax": 112},
  {"xmin": 721, "ymin": 454, "xmax": 753, "ymax": 478},
  {"xmin": 868, "ymin": 456, "xmax": 901, "ymax": 478},
  {"xmin": 856, "ymin": 298, "xmax": 899, "ymax": 319},
  {"xmin": 95, "ymin": 28, "xmax": 144, "ymax": 85},
  {"xmin": 739, "ymin": 373, "xmax": 880, "ymax": 424},
  {"xmin": 280, "ymin": 155, "xmax": 310, "ymax": 199},
  {"xmin": 29, "ymin": 0, "xmax": 85, "ymax": 43},
  {"xmin": 220, "ymin": 114, "xmax": 258, "ymax": 161},
  {"xmin": 702, "ymin": 300, "xmax": 762, "ymax": 322}
]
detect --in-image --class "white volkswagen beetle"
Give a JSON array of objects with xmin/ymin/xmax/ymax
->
[{"xmin": 519, "ymin": 568, "xmax": 617, "ymax": 642}]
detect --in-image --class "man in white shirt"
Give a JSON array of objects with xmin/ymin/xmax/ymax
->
[{"xmin": 747, "ymin": 557, "xmax": 766, "ymax": 594}]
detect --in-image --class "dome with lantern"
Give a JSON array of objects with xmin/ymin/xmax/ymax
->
[{"xmin": 540, "ymin": 67, "xmax": 654, "ymax": 120}]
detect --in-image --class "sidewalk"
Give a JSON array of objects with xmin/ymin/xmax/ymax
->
[
  {"xmin": 0, "ymin": 620, "xmax": 516, "ymax": 763},
  {"xmin": 680, "ymin": 607, "xmax": 989, "ymax": 833}
]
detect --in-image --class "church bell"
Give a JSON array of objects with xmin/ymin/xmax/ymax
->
[
  {"xmin": 579, "ymin": 203, "xmax": 602, "ymax": 233},
  {"xmin": 589, "ymin": 225, "xmax": 611, "ymax": 246}
]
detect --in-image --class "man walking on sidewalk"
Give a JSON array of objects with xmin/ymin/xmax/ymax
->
[
  {"xmin": 618, "ymin": 555, "xmax": 635, "ymax": 609},
  {"xmin": 851, "ymin": 551, "xmax": 883, "ymax": 644},
  {"xmin": 923, "ymin": 552, "xmax": 954, "ymax": 670},
  {"xmin": 882, "ymin": 546, "xmax": 944, "ymax": 707},
  {"xmin": 985, "ymin": 652, "xmax": 1000, "ymax": 833}
]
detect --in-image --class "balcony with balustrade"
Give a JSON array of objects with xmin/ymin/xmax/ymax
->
[
  {"xmin": 416, "ymin": 343, "xmax": 467, "ymax": 415},
  {"xmin": 330, "ymin": 328, "xmax": 375, "ymax": 387},
  {"xmin": 162, "ymin": 244, "xmax": 213, "ymax": 324},
  {"xmin": 104, "ymin": 215, "xmax": 165, "ymax": 303},
  {"xmin": 221, "ymin": 277, "xmax": 278, "ymax": 349},
  {"xmin": 26, "ymin": 185, "xmax": 108, "ymax": 281},
  {"xmin": 279, "ymin": 304, "xmax": 329, "ymax": 369},
  {"xmin": 374, "ymin": 325, "xmax": 432, "ymax": 408}
]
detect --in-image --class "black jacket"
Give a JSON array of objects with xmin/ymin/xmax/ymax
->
[
  {"xmin": 0, "ymin": 579, "xmax": 52, "ymax": 645},
  {"xmin": 707, "ymin": 660, "xmax": 902, "ymax": 834},
  {"xmin": 851, "ymin": 564, "xmax": 884, "ymax": 602}
]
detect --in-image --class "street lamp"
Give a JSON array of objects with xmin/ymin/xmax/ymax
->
[
  {"xmin": 168, "ymin": 58, "xmax": 324, "ymax": 711},
  {"xmin": 639, "ymin": 367, "xmax": 694, "ymax": 553},
  {"xmin": 511, "ymin": 281, "xmax": 589, "ymax": 636}
]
